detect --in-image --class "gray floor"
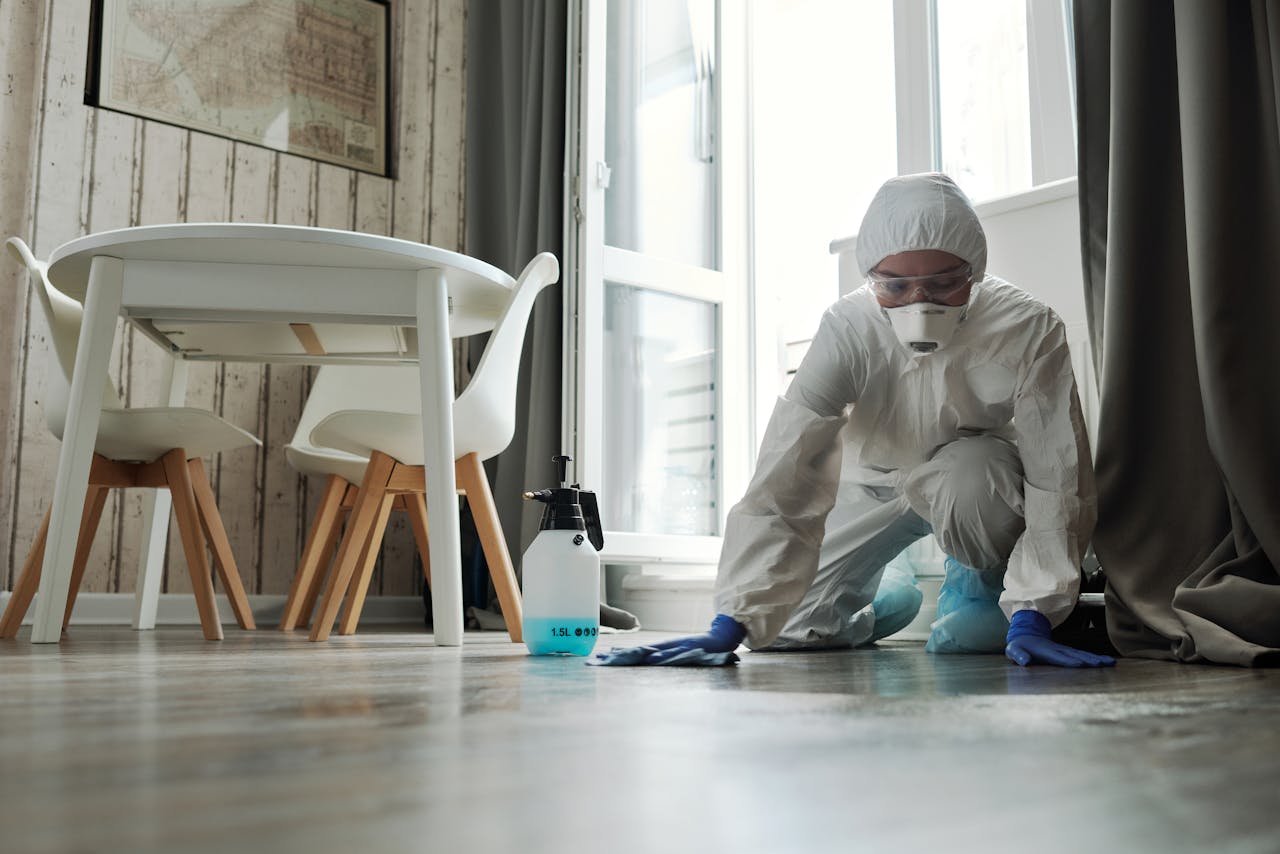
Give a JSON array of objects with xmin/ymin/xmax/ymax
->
[{"xmin": 1, "ymin": 626, "xmax": 1277, "ymax": 854}]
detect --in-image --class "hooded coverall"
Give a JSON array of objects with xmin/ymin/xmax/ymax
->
[{"xmin": 713, "ymin": 173, "xmax": 1096, "ymax": 650}]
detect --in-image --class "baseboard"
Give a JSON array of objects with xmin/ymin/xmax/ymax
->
[
  {"xmin": 0, "ymin": 591, "xmax": 426, "ymax": 627},
  {"xmin": 612, "ymin": 572, "xmax": 941, "ymax": 640}
]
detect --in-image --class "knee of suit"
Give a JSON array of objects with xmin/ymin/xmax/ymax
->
[
  {"xmin": 903, "ymin": 436, "xmax": 1025, "ymax": 570},
  {"xmin": 934, "ymin": 504, "xmax": 1023, "ymax": 569}
]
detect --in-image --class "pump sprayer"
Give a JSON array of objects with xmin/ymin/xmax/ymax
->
[{"xmin": 520, "ymin": 455, "xmax": 604, "ymax": 655}]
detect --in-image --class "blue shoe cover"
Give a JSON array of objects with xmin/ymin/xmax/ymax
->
[
  {"xmin": 926, "ymin": 599, "xmax": 1009, "ymax": 653},
  {"xmin": 867, "ymin": 559, "xmax": 924, "ymax": 643},
  {"xmin": 935, "ymin": 556, "xmax": 1004, "ymax": 616},
  {"xmin": 926, "ymin": 557, "xmax": 1008, "ymax": 654}
]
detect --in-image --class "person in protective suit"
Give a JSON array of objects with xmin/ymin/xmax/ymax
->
[{"xmin": 609, "ymin": 172, "xmax": 1114, "ymax": 668}]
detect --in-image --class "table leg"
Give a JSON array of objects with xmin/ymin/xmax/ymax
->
[
  {"xmin": 133, "ymin": 357, "xmax": 188, "ymax": 629},
  {"xmin": 417, "ymin": 268, "xmax": 463, "ymax": 647},
  {"xmin": 30, "ymin": 256, "xmax": 123, "ymax": 643}
]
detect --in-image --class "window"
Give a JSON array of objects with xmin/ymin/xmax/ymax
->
[
  {"xmin": 566, "ymin": 0, "xmax": 1076, "ymax": 568},
  {"xmin": 604, "ymin": 0, "xmax": 717, "ymax": 269},
  {"xmin": 603, "ymin": 283, "xmax": 719, "ymax": 535},
  {"xmin": 565, "ymin": 0, "xmax": 751, "ymax": 563},
  {"xmin": 897, "ymin": 0, "xmax": 1078, "ymax": 195},
  {"xmin": 750, "ymin": 0, "xmax": 899, "ymax": 404},
  {"xmin": 752, "ymin": 0, "xmax": 1077, "ymax": 424},
  {"xmin": 936, "ymin": 0, "xmax": 1034, "ymax": 201}
]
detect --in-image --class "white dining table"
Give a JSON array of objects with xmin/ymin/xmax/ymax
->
[{"xmin": 34, "ymin": 223, "xmax": 518, "ymax": 645}]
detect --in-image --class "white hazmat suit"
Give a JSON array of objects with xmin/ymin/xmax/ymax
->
[{"xmin": 714, "ymin": 173, "xmax": 1097, "ymax": 650}]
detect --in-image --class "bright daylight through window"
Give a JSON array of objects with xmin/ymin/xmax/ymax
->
[
  {"xmin": 751, "ymin": 0, "xmax": 1077, "ymax": 376},
  {"xmin": 751, "ymin": 0, "xmax": 898, "ymax": 362},
  {"xmin": 937, "ymin": 0, "xmax": 1033, "ymax": 202}
]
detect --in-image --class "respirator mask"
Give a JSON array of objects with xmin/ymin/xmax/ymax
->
[
  {"xmin": 883, "ymin": 302, "xmax": 968, "ymax": 355},
  {"xmin": 868, "ymin": 266, "xmax": 973, "ymax": 356}
]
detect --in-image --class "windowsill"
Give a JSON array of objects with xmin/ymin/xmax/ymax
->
[
  {"xmin": 597, "ymin": 531, "xmax": 722, "ymax": 565},
  {"xmin": 971, "ymin": 176, "xmax": 1078, "ymax": 218}
]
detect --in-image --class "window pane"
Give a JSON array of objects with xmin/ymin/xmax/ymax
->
[
  {"xmin": 751, "ymin": 0, "xmax": 898, "ymax": 349},
  {"xmin": 603, "ymin": 283, "xmax": 719, "ymax": 536},
  {"xmin": 936, "ymin": 0, "xmax": 1032, "ymax": 201},
  {"xmin": 605, "ymin": 0, "xmax": 717, "ymax": 269}
]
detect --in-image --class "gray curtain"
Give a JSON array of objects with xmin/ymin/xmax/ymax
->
[
  {"xmin": 464, "ymin": 1, "xmax": 567, "ymax": 573},
  {"xmin": 1075, "ymin": 0, "xmax": 1280, "ymax": 665}
]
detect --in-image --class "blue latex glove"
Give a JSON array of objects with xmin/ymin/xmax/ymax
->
[
  {"xmin": 588, "ymin": 614, "xmax": 746, "ymax": 666},
  {"xmin": 1005, "ymin": 610, "xmax": 1115, "ymax": 667}
]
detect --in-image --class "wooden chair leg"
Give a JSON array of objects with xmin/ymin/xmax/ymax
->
[
  {"xmin": 310, "ymin": 452, "xmax": 396, "ymax": 641},
  {"xmin": 280, "ymin": 474, "xmax": 347, "ymax": 630},
  {"xmin": 456, "ymin": 453, "xmax": 523, "ymax": 643},
  {"xmin": 297, "ymin": 504, "xmax": 347, "ymax": 630},
  {"xmin": 161, "ymin": 449, "xmax": 223, "ymax": 641},
  {"xmin": 337, "ymin": 491, "xmax": 396, "ymax": 635},
  {"xmin": 0, "ymin": 508, "xmax": 51, "ymax": 638},
  {"xmin": 61, "ymin": 487, "xmax": 111, "ymax": 630},
  {"xmin": 188, "ymin": 457, "xmax": 256, "ymax": 630},
  {"xmin": 404, "ymin": 492, "xmax": 432, "ymax": 587}
]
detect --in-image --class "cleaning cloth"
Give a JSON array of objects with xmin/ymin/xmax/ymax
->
[
  {"xmin": 587, "ymin": 615, "xmax": 745, "ymax": 665},
  {"xmin": 587, "ymin": 646, "xmax": 739, "ymax": 666}
]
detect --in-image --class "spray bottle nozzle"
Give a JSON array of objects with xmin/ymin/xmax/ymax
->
[
  {"xmin": 552, "ymin": 455, "xmax": 572, "ymax": 487},
  {"xmin": 522, "ymin": 455, "xmax": 603, "ymax": 551}
]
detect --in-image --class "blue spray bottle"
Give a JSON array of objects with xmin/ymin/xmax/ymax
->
[{"xmin": 520, "ymin": 455, "xmax": 604, "ymax": 656}]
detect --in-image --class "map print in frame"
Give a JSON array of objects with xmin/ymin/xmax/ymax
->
[{"xmin": 89, "ymin": 0, "xmax": 389, "ymax": 175}]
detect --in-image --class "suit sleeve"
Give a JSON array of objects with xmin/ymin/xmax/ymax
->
[
  {"xmin": 714, "ymin": 308, "xmax": 862, "ymax": 647},
  {"xmin": 1000, "ymin": 317, "xmax": 1098, "ymax": 625}
]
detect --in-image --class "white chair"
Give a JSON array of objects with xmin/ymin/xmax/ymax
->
[
  {"xmin": 0, "ymin": 237, "xmax": 260, "ymax": 640},
  {"xmin": 279, "ymin": 252, "xmax": 558, "ymax": 642},
  {"xmin": 275, "ymin": 367, "xmax": 433, "ymax": 633}
]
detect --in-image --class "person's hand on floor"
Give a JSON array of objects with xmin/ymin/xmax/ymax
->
[
  {"xmin": 589, "ymin": 614, "xmax": 746, "ymax": 666},
  {"xmin": 1005, "ymin": 610, "xmax": 1115, "ymax": 667},
  {"xmin": 642, "ymin": 614, "xmax": 747, "ymax": 663}
]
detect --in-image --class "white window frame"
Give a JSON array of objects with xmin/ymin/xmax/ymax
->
[
  {"xmin": 563, "ymin": 0, "xmax": 751, "ymax": 566},
  {"xmin": 893, "ymin": 0, "xmax": 1078, "ymax": 193}
]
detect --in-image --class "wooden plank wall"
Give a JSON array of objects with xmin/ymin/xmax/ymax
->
[{"xmin": 0, "ymin": 0, "xmax": 469, "ymax": 599}]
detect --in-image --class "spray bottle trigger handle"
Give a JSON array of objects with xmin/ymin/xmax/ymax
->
[{"xmin": 578, "ymin": 490, "xmax": 605, "ymax": 551}]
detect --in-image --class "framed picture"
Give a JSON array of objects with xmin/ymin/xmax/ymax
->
[{"xmin": 86, "ymin": 0, "xmax": 391, "ymax": 176}]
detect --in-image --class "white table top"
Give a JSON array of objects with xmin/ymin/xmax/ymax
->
[{"xmin": 47, "ymin": 223, "xmax": 516, "ymax": 356}]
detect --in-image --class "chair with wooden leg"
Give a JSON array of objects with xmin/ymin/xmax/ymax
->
[
  {"xmin": 277, "ymin": 371, "xmax": 436, "ymax": 632},
  {"xmin": 1, "ymin": 237, "xmax": 260, "ymax": 640},
  {"xmin": 301, "ymin": 446, "xmax": 513, "ymax": 642},
  {"xmin": 284, "ymin": 252, "xmax": 558, "ymax": 642}
]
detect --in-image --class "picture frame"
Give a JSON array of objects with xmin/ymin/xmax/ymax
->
[{"xmin": 86, "ymin": 0, "xmax": 391, "ymax": 177}]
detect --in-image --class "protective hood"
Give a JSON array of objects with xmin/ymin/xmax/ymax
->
[{"xmin": 855, "ymin": 173, "xmax": 987, "ymax": 281}]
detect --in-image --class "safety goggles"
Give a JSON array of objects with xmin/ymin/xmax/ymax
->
[{"xmin": 867, "ymin": 264, "xmax": 973, "ymax": 307}]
